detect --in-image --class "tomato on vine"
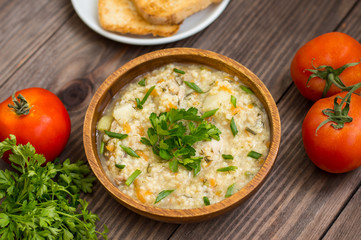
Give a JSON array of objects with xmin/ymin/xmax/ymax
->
[
  {"xmin": 302, "ymin": 91, "xmax": 361, "ymax": 173},
  {"xmin": 0, "ymin": 88, "xmax": 71, "ymax": 163},
  {"xmin": 291, "ymin": 32, "xmax": 361, "ymax": 101}
]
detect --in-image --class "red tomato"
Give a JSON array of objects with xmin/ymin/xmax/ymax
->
[
  {"xmin": 0, "ymin": 88, "xmax": 71, "ymax": 163},
  {"xmin": 291, "ymin": 32, "xmax": 361, "ymax": 101},
  {"xmin": 302, "ymin": 91, "xmax": 361, "ymax": 173}
]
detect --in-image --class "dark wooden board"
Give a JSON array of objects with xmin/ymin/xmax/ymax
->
[{"xmin": 0, "ymin": 0, "xmax": 361, "ymax": 239}]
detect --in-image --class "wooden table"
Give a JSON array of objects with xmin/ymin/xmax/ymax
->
[{"xmin": 1, "ymin": 0, "xmax": 360, "ymax": 239}]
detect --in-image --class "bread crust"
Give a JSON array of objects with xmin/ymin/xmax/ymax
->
[
  {"xmin": 132, "ymin": 0, "xmax": 222, "ymax": 25},
  {"xmin": 98, "ymin": 0, "xmax": 180, "ymax": 37}
]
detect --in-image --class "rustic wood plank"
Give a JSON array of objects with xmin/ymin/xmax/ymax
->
[
  {"xmin": 0, "ymin": 0, "xmax": 73, "ymax": 86},
  {"xmin": 323, "ymin": 187, "xmax": 361, "ymax": 240},
  {"xmin": 171, "ymin": 85, "xmax": 361, "ymax": 240}
]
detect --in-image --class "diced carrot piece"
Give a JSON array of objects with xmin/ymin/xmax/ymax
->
[
  {"xmin": 157, "ymin": 79, "xmax": 165, "ymax": 83},
  {"xmin": 219, "ymin": 86, "xmax": 232, "ymax": 93},
  {"xmin": 166, "ymin": 102, "xmax": 177, "ymax": 111},
  {"xmin": 123, "ymin": 122, "xmax": 131, "ymax": 133},
  {"xmin": 138, "ymin": 126, "xmax": 145, "ymax": 136},
  {"xmin": 248, "ymin": 104, "xmax": 254, "ymax": 109},
  {"xmin": 106, "ymin": 145, "xmax": 114, "ymax": 152},
  {"xmin": 231, "ymin": 106, "xmax": 243, "ymax": 115},
  {"xmin": 134, "ymin": 180, "xmax": 147, "ymax": 204},
  {"xmin": 225, "ymin": 76, "xmax": 234, "ymax": 81},
  {"xmin": 215, "ymin": 191, "xmax": 222, "ymax": 197},
  {"xmin": 244, "ymin": 129, "xmax": 250, "ymax": 137},
  {"xmin": 205, "ymin": 117, "xmax": 212, "ymax": 123},
  {"xmin": 209, "ymin": 178, "xmax": 216, "ymax": 187},
  {"xmin": 266, "ymin": 141, "xmax": 271, "ymax": 148},
  {"xmin": 136, "ymin": 150, "xmax": 149, "ymax": 161},
  {"xmin": 150, "ymin": 88, "xmax": 158, "ymax": 97}
]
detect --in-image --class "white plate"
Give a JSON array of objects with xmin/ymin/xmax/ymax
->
[{"xmin": 71, "ymin": 0, "xmax": 230, "ymax": 45}]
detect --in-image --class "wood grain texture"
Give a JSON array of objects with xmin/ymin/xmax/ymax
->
[
  {"xmin": 0, "ymin": 0, "xmax": 73, "ymax": 86},
  {"xmin": 323, "ymin": 187, "xmax": 361, "ymax": 240},
  {"xmin": 0, "ymin": 0, "xmax": 360, "ymax": 238}
]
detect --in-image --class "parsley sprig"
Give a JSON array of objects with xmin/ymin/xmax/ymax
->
[
  {"xmin": 0, "ymin": 135, "xmax": 108, "ymax": 240},
  {"xmin": 141, "ymin": 108, "xmax": 221, "ymax": 176}
]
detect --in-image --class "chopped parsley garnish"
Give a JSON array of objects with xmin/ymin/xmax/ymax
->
[
  {"xmin": 173, "ymin": 68, "xmax": 185, "ymax": 74},
  {"xmin": 155, "ymin": 190, "xmax": 174, "ymax": 203},
  {"xmin": 240, "ymin": 85, "xmax": 253, "ymax": 94},
  {"xmin": 217, "ymin": 166, "xmax": 238, "ymax": 172},
  {"xmin": 203, "ymin": 196, "xmax": 210, "ymax": 206},
  {"xmin": 225, "ymin": 183, "xmax": 236, "ymax": 198},
  {"xmin": 120, "ymin": 145, "xmax": 140, "ymax": 158},
  {"xmin": 230, "ymin": 117, "xmax": 238, "ymax": 136},
  {"xmin": 138, "ymin": 78, "xmax": 146, "ymax": 86},
  {"xmin": 184, "ymin": 81, "xmax": 204, "ymax": 93},
  {"xmin": 141, "ymin": 107, "xmax": 221, "ymax": 176},
  {"xmin": 135, "ymin": 85, "xmax": 156, "ymax": 109},
  {"xmin": 125, "ymin": 169, "xmax": 141, "ymax": 186},
  {"xmin": 104, "ymin": 130, "xmax": 128, "ymax": 139},
  {"xmin": 231, "ymin": 95, "xmax": 237, "ymax": 108},
  {"xmin": 201, "ymin": 108, "xmax": 218, "ymax": 119},
  {"xmin": 222, "ymin": 154, "xmax": 234, "ymax": 160},
  {"xmin": 247, "ymin": 150, "xmax": 262, "ymax": 159}
]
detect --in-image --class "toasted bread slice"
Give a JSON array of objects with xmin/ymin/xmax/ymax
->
[
  {"xmin": 132, "ymin": 0, "xmax": 223, "ymax": 25},
  {"xmin": 98, "ymin": 0, "xmax": 180, "ymax": 37}
]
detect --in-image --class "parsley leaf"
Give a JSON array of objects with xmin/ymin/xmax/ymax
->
[{"xmin": 0, "ymin": 135, "xmax": 108, "ymax": 239}]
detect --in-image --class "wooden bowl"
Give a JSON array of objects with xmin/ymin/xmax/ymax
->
[{"xmin": 83, "ymin": 48, "xmax": 281, "ymax": 223}]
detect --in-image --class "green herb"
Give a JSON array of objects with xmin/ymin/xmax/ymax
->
[
  {"xmin": 136, "ymin": 85, "xmax": 156, "ymax": 109},
  {"xmin": 201, "ymin": 108, "xmax": 218, "ymax": 118},
  {"xmin": 138, "ymin": 78, "xmax": 146, "ymax": 86},
  {"xmin": 225, "ymin": 183, "xmax": 236, "ymax": 198},
  {"xmin": 173, "ymin": 68, "xmax": 185, "ymax": 74},
  {"xmin": 231, "ymin": 95, "xmax": 237, "ymax": 108},
  {"xmin": 115, "ymin": 164, "xmax": 125, "ymax": 169},
  {"xmin": 141, "ymin": 107, "xmax": 221, "ymax": 175},
  {"xmin": 244, "ymin": 171, "xmax": 253, "ymax": 178},
  {"xmin": 155, "ymin": 190, "xmax": 174, "ymax": 203},
  {"xmin": 104, "ymin": 130, "xmax": 128, "ymax": 140},
  {"xmin": 240, "ymin": 85, "xmax": 253, "ymax": 94},
  {"xmin": 169, "ymin": 159, "xmax": 178, "ymax": 172},
  {"xmin": 203, "ymin": 196, "xmax": 210, "ymax": 206},
  {"xmin": 120, "ymin": 145, "xmax": 140, "ymax": 158},
  {"xmin": 125, "ymin": 169, "xmax": 141, "ymax": 186},
  {"xmin": 230, "ymin": 117, "xmax": 238, "ymax": 136},
  {"xmin": 184, "ymin": 81, "xmax": 204, "ymax": 93},
  {"xmin": 245, "ymin": 127, "xmax": 257, "ymax": 135},
  {"xmin": 217, "ymin": 166, "xmax": 238, "ymax": 172},
  {"xmin": 247, "ymin": 150, "xmax": 262, "ymax": 159},
  {"xmin": 222, "ymin": 154, "xmax": 234, "ymax": 160},
  {"xmin": 0, "ymin": 135, "xmax": 108, "ymax": 239},
  {"xmin": 100, "ymin": 141, "xmax": 105, "ymax": 155}
]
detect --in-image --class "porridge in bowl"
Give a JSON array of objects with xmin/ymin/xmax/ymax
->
[{"xmin": 97, "ymin": 63, "xmax": 270, "ymax": 209}]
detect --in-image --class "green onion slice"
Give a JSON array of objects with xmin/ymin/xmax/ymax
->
[
  {"xmin": 222, "ymin": 154, "xmax": 234, "ymax": 160},
  {"xmin": 100, "ymin": 141, "xmax": 105, "ymax": 155},
  {"xmin": 115, "ymin": 164, "xmax": 125, "ymax": 169},
  {"xmin": 125, "ymin": 169, "xmax": 141, "ymax": 186},
  {"xmin": 240, "ymin": 85, "xmax": 253, "ymax": 94},
  {"xmin": 230, "ymin": 117, "xmax": 238, "ymax": 136},
  {"xmin": 138, "ymin": 78, "xmax": 146, "ymax": 86},
  {"xmin": 217, "ymin": 166, "xmax": 238, "ymax": 172},
  {"xmin": 231, "ymin": 95, "xmax": 237, "ymax": 108},
  {"xmin": 203, "ymin": 196, "xmax": 210, "ymax": 206},
  {"xmin": 225, "ymin": 183, "xmax": 235, "ymax": 198},
  {"xmin": 120, "ymin": 145, "xmax": 140, "ymax": 158},
  {"xmin": 104, "ymin": 130, "xmax": 128, "ymax": 140},
  {"xmin": 202, "ymin": 108, "xmax": 218, "ymax": 118},
  {"xmin": 247, "ymin": 151, "xmax": 262, "ymax": 159},
  {"xmin": 184, "ymin": 81, "xmax": 204, "ymax": 93},
  {"xmin": 173, "ymin": 68, "xmax": 185, "ymax": 74},
  {"xmin": 155, "ymin": 190, "xmax": 174, "ymax": 203}
]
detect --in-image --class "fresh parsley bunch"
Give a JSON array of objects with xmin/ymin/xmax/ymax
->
[
  {"xmin": 0, "ymin": 135, "xmax": 108, "ymax": 240},
  {"xmin": 140, "ymin": 107, "xmax": 221, "ymax": 176}
]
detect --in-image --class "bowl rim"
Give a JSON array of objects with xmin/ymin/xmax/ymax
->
[{"xmin": 83, "ymin": 48, "xmax": 281, "ymax": 223}]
